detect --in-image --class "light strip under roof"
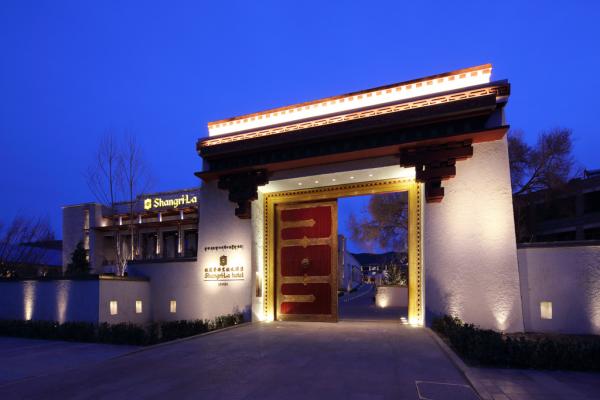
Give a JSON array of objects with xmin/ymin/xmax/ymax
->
[{"xmin": 207, "ymin": 64, "xmax": 492, "ymax": 137}]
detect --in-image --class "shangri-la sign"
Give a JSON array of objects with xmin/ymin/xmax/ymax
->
[
  {"xmin": 143, "ymin": 194, "xmax": 198, "ymax": 211},
  {"xmin": 204, "ymin": 265, "xmax": 245, "ymax": 281}
]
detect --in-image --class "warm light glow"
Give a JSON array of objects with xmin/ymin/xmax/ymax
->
[
  {"xmin": 23, "ymin": 281, "xmax": 35, "ymax": 321},
  {"xmin": 136, "ymin": 300, "xmax": 143, "ymax": 314},
  {"xmin": 57, "ymin": 281, "xmax": 71, "ymax": 324},
  {"xmin": 170, "ymin": 300, "xmax": 177, "ymax": 313},
  {"xmin": 208, "ymin": 65, "xmax": 492, "ymax": 137},
  {"xmin": 377, "ymin": 298, "xmax": 389, "ymax": 308},
  {"xmin": 540, "ymin": 301, "xmax": 553, "ymax": 320},
  {"xmin": 109, "ymin": 300, "xmax": 118, "ymax": 316}
]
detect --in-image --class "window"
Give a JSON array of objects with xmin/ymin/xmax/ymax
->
[
  {"xmin": 535, "ymin": 197, "xmax": 576, "ymax": 222},
  {"xmin": 535, "ymin": 231, "xmax": 576, "ymax": 242},
  {"xmin": 184, "ymin": 229, "xmax": 198, "ymax": 257},
  {"xmin": 584, "ymin": 191, "xmax": 600, "ymax": 214},
  {"xmin": 540, "ymin": 301, "xmax": 552, "ymax": 320},
  {"xmin": 141, "ymin": 233, "xmax": 158, "ymax": 260},
  {"xmin": 584, "ymin": 227, "xmax": 600, "ymax": 240},
  {"xmin": 135, "ymin": 300, "xmax": 143, "ymax": 314},
  {"xmin": 163, "ymin": 231, "xmax": 178, "ymax": 259},
  {"xmin": 170, "ymin": 300, "xmax": 177, "ymax": 314},
  {"xmin": 109, "ymin": 301, "xmax": 118, "ymax": 316}
]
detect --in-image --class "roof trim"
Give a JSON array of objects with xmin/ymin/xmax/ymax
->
[{"xmin": 207, "ymin": 64, "xmax": 492, "ymax": 136}]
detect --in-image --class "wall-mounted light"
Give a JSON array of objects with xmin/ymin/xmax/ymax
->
[
  {"xmin": 540, "ymin": 301, "xmax": 553, "ymax": 320},
  {"xmin": 170, "ymin": 300, "xmax": 177, "ymax": 314},
  {"xmin": 135, "ymin": 300, "xmax": 143, "ymax": 314},
  {"xmin": 109, "ymin": 300, "xmax": 118, "ymax": 316}
]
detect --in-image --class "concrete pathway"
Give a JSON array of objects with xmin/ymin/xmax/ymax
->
[
  {"xmin": 339, "ymin": 283, "xmax": 408, "ymax": 321},
  {"xmin": 0, "ymin": 337, "xmax": 138, "ymax": 387},
  {"xmin": 469, "ymin": 367, "xmax": 600, "ymax": 400},
  {"xmin": 0, "ymin": 321, "xmax": 477, "ymax": 400}
]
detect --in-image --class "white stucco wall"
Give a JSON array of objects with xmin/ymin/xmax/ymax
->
[
  {"xmin": 518, "ymin": 244, "xmax": 600, "ymax": 334},
  {"xmin": 376, "ymin": 286, "xmax": 408, "ymax": 308},
  {"xmin": 196, "ymin": 181, "xmax": 254, "ymax": 320},
  {"xmin": 99, "ymin": 279, "xmax": 151, "ymax": 324},
  {"xmin": 0, "ymin": 278, "xmax": 149, "ymax": 324},
  {"xmin": 128, "ymin": 260, "xmax": 204, "ymax": 322},
  {"xmin": 424, "ymin": 137, "xmax": 524, "ymax": 332},
  {"xmin": 251, "ymin": 191, "xmax": 265, "ymax": 321}
]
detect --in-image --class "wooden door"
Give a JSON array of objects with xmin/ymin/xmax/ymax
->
[{"xmin": 276, "ymin": 201, "xmax": 338, "ymax": 322}]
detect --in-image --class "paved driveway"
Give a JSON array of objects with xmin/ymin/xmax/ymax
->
[
  {"xmin": 0, "ymin": 337, "xmax": 138, "ymax": 387},
  {"xmin": 0, "ymin": 321, "xmax": 477, "ymax": 400}
]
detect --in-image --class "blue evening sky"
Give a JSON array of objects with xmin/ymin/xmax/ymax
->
[{"xmin": 1, "ymin": 1, "xmax": 599, "ymax": 252}]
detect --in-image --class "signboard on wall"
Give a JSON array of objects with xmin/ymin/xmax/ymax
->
[{"xmin": 203, "ymin": 244, "xmax": 245, "ymax": 285}]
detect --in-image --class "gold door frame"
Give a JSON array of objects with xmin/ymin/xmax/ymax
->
[
  {"xmin": 263, "ymin": 178, "xmax": 424, "ymax": 325},
  {"xmin": 276, "ymin": 201, "xmax": 338, "ymax": 322}
]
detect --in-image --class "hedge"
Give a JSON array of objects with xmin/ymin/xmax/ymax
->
[
  {"xmin": 0, "ymin": 312, "xmax": 245, "ymax": 346},
  {"xmin": 432, "ymin": 315, "xmax": 600, "ymax": 371}
]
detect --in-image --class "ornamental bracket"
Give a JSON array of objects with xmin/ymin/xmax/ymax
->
[
  {"xmin": 217, "ymin": 170, "xmax": 269, "ymax": 219},
  {"xmin": 400, "ymin": 140, "xmax": 474, "ymax": 203}
]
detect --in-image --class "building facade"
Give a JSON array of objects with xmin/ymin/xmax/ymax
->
[
  {"xmin": 514, "ymin": 169, "xmax": 600, "ymax": 243},
  {"xmin": 62, "ymin": 188, "xmax": 199, "ymax": 274}
]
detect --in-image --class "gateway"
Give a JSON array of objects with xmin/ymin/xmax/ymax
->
[{"xmin": 195, "ymin": 64, "xmax": 523, "ymax": 330}]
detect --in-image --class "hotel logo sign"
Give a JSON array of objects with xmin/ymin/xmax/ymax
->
[
  {"xmin": 142, "ymin": 194, "xmax": 198, "ymax": 211},
  {"xmin": 203, "ymin": 244, "xmax": 245, "ymax": 283}
]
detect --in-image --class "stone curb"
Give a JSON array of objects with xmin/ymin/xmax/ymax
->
[{"xmin": 426, "ymin": 328, "xmax": 493, "ymax": 400}]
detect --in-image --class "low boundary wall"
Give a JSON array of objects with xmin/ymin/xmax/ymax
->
[
  {"xmin": 518, "ymin": 241, "xmax": 600, "ymax": 335},
  {"xmin": 0, "ymin": 276, "xmax": 151, "ymax": 325}
]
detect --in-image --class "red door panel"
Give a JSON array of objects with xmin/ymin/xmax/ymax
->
[
  {"xmin": 280, "ymin": 206, "xmax": 332, "ymax": 239},
  {"xmin": 276, "ymin": 201, "xmax": 337, "ymax": 322},
  {"xmin": 280, "ymin": 283, "xmax": 332, "ymax": 315},
  {"xmin": 280, "ymin": 245, "xmax": 331, "ymax": 277}
]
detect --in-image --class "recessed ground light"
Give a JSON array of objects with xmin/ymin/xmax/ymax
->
[
  {"xmin": 314, "ymin": 180, "xmax": 319, "ymax": 184},
  {"xmin": 298, "ymin": 182, "xmax": 303, "ymax": 186},
  {"xmin": 368, "ymin": 174, "xmax": 373, "ymax": 177},
  {"xmin": 332, "ymin": 178, "xmax": 336, "ymax": 182},
  {"xmin": 350, "ymin": 176, "xmax": 355, "ymax": 179}
]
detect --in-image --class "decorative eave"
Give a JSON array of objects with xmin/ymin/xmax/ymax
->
[
  {"xmin": 206, "ymin": 64, "xmax": 493, "ymax": 137},
  {"xmin": 196, "ymin": 65, "xmax": 511, "ymax": 216}
]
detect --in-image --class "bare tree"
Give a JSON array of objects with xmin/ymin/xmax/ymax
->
[
  {"xmin": 0, "ymin": 216, "xmax": 54, "ymax": 278},
  {"xmin": 86, "ymin": 132, "xmax": 127, "ymax": 276},
  {"xmin": 508, "ymin": 128, "xmax": 576, "ymax": 195},
  {"xmin": 85, "ymin": 131, "xmax": 152, "ymax": 276},
  {"xmin": 121, "ymin": 134, "xmax": 152, "ymax": 262},
  {"xmin": 508, "ymin": 128, "xmax": 580, "ymax": 242},
  {"xmin": 348, "ymin": 192, "xmax": 409, "ymax": 252}
]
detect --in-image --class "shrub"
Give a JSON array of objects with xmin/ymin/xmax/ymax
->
[
  {"xmin": 0, "ymin": 312, "xmax": 245, "ymax": 346},
  {"xmin": 432, "ymin": 315, "xmax": 600, "ymax": 371},
  {"xmin": 98, "ymin": 323, "xmax": 147, "ymax": 346}
]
